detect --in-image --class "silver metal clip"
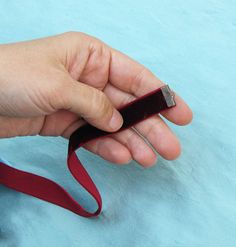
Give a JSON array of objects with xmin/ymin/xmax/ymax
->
[{"xmin": 161, "ymin": 85, "xmax": 176, "ymax": 107}]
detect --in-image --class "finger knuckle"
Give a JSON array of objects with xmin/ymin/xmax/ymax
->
[
  {"xmin": 62, "ymin": 31, "xmax": 95, "ymax": 43},
  {"xmin": 90, "ymin": 89, "xmax": 112, "ymax": 119},
  {"xmin": 62, "ymin": 31, "xmax": 81, "ymax": 39}
]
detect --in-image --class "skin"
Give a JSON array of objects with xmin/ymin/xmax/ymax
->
[{"xmin": 0, "ymin": 32, "xmax": 192, "ymax": 167}]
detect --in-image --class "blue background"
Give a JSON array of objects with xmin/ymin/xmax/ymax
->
[{"xmin": 0, "ymin": 0, "xmax": 236, "ymax": 246}]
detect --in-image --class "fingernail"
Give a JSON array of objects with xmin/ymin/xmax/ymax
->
[{"xmin": 109, "ymin": 110, "xmax": 123, "ymax": 130}]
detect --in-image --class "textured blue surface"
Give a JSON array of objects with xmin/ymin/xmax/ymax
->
[{"xmin": 0, "ymin": 0, "xmax": 236, "ymax": 246}]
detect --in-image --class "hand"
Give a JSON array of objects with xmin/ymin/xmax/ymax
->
[{"xmin": 0, "ymin": 32, "xmax": 192, "ymax": 167}]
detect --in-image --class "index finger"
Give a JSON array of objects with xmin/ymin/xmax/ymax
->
[{"xmin": 108, "ymin": 48, "xmax": 193, "ymax": 125}]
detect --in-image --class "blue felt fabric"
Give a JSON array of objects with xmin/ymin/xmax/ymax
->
[{"xmin": 0, "ymin": 0, "xmax": 236, "ymax": 246}]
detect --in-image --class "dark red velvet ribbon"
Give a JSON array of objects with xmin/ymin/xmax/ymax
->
[{"xmin": 0, "ymin": 86, "xmax": 175, "ymax": 217}]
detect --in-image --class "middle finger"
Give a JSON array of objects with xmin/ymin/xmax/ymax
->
[{"xmin": 104, "ymin": 83, "xmax": 181, "ymax": 160}]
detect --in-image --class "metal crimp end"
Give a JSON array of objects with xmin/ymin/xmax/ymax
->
[{"xmin": 161, "ymin": 85, "xmax": 176, "ymax": 107}]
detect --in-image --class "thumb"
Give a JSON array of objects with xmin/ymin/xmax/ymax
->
[{"xmin": 60, "ymin": 79, "xmax": 123, "ymax": 132}]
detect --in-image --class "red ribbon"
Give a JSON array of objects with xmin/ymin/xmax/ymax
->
[{"xmin": 0, "ymin": 86, "xmax": 174, "ymax": 217}]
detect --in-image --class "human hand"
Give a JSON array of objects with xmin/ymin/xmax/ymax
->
[{"xmin": 0, "ymin": 32, "xmax": 192, "ymax": 167}]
